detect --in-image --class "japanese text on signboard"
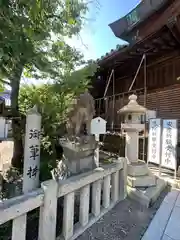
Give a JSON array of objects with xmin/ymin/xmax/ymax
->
[
  {"xmin": 164, "ymin": 121, "xmax": 173, "ymax": 165},
  {"xmin": 148, "ymin": 118, "xmax": 161, "ymax": 165},
  {"xmin": 151, "ymin": 120, "xmax": 158, "ymax": 161},
  {"xmin": 161, "ymin": 119, "xmax": 177, "ymax": 170}
]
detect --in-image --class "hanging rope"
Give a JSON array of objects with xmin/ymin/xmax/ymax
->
[
  {"xmin": 128, "ymin": 53, "xmax": 147, "ymax": 161},
  {"xmin": 98, "ymin": 68, "xmax": 115, "ymax": 150},
  {"xmin": 111, "ymin": 68, "xmax": 115, "ymax": 131},
  {"xmin": 103, "ymin": 69, "xmax": 114, "ymax": 98},
  {"xmin": 142, "ymin": 54, "xmax": 147, "ymax": 161},
  {"xmin": 129, "ymin": 54, "xmax": 145, "ymax": 92}
]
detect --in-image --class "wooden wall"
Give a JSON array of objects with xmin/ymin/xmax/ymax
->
[
  {"xmin": 95, "ymin": 55, "xmax": 180, "ymax": 164},
  {"xmin": 113, "ymin": 55, "xmax": 180, "ymax": 94},
  {"xmin": 95, "ymin": 55, "xmax": 180, "ymax": 127},
  {"xmin": 101, "ymin": 83, "xmax": 180, "ymax": 130}
]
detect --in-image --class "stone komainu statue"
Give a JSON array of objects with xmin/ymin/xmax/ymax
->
[{"xmin": 66, "ymin": 91, "xmax": 95, "ymax": 138}]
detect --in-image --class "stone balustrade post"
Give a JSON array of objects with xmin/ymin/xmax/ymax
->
[{"xmin": 38, "ymin": 180, "xmax": 58, "ymax": 240}]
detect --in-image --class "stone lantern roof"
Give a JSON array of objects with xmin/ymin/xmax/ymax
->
[{"xmin": 118, "ymin": 94, "xmax": 147, "ymax": 114}]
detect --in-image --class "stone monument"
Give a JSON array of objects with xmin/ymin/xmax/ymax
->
[
  {"xmin": 118, "ymin": 94, "xmax": 166, "ymax": 207},
  {"xmin": 23, "ymin": 105, "xmax": 41, "ymax": 193},
  {"xmin": 59, "ymin": 90, "xmax": 97, "ymax": 176}
]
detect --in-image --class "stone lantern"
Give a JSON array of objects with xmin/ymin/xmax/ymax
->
[
  {"xmin": 118, "ymin": 94, "xmax": 146, "ymax": 164},
  {"xmin": 117, "ymin": 94, "xmax": 166, "ymax": 207}
]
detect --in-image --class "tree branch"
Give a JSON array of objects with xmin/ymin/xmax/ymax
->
[{"xmin": 0, "ymin": 78, "xmax": 10, "ymax": 85}]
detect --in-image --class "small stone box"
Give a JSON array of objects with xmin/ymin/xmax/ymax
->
[{"xmin": 90, "ymin": 117, "xmax": 106, "ymax": 135}]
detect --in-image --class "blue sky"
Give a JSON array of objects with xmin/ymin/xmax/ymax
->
[
  {"xmin": 68, "ymin": 0, "xmax": 140, "ymax": 60},
  {"xmin": 21, "ymin": 0, "xmax": 141, "ymax": 85}
]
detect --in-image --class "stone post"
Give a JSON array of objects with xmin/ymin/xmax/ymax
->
[
  {"xmin": 90, "ymin": 117, "xmax": 107, "ymax": 170},
  {"xmin": 125, "ymin": 131, "xmax": 139, "ymax": 163},
  {"xmin": 22, "ymin": 105, "xmax": 41, "ymax": 194},
  {"xmin": 94, "ymin": 134, "xmax": 100, "ymax": 168}
]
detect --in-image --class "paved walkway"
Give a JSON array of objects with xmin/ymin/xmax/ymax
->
[
  {"xmin": 142, "ymin": 189, "xmax": 180, "ymax": 240},
  {"xmin": 77, "ymin": 190, "xmax": 168, "ymax": 240}
]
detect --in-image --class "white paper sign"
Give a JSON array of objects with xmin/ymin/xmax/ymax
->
[
  {"xmin": 147, "ymin": 118, "xmax": 161, "ymax": 165},
  {"xmin": 161, "ymin": 120, "xmax": 178, "ymax": 170},
  {"xmin": 90, "ymin": 117, "xmax": 106, "ymax": 135}
]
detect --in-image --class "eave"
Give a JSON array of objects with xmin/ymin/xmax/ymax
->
[
  {"xmin": 109, "ymin": 0, "xmax": 170, "ymax": 42},
  {"xmin": 97, "ymin": 24, "xmax": 180, "ymax": 71}
]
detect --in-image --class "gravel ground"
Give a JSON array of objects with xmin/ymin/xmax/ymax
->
[{"xmin": 77, "ymin": 188, "xmax": 169, "ymax": 240}]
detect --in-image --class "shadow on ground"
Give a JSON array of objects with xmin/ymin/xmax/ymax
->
[{"xmin": 77, "ymin": 187, "xmax": 170, "ymax": 240}]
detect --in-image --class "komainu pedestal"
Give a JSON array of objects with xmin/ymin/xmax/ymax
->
[
  {"xmin": 59, "ymin": 91, "xmax": 97, "ymax": 176},
  {"xmin": 60, "ymin": 137, "xmax": 96, "ymax": 175}
]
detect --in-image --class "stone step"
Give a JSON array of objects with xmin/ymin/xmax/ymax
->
[
  {"xmin": 127, "ymin": 178, "xmax": 167, "ymax": 208},
  {"xmin": 127, "ymin": 173, "xmax": 157, "ymax": 188},
  {"xmin": 128, "ymin": 160, "xmax": 149, "ymax": 177}
]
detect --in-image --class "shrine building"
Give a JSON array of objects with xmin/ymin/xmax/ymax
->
[{"xmin": 91, "ymin": 0, "xmax": 180, "ymax": 133}]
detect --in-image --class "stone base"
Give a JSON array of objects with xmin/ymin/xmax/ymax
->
[
  {"xmin": 127, "ymin": 178, "xmax": 167, "ymax": 208},
  {"xmin": 59, "ymin": 138, "xmax": 96, "ymax": 176},
  {"xmin": 66, "ymin": 155, "xmax": 96, "ymax": 176},
  {"xmin": 128, "ymin": 160, "xmax": 149, "ymax": 177},
  {"xmin": 60, "ymin": 140, "xmax": 96, "ymax": 160},
  {"xmin": 127, "ymin": 173, "xmax": 157, "ymax": 188}
]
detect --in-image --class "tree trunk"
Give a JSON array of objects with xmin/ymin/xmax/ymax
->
[{"xmin": 10, "ymin": 63, "xmax": 24, "ymax": 169}]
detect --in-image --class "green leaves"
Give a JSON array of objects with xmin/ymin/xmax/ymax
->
[
  {"xmin": 0, "ymin": 0, "xmax": 89, "ymax": 81},
  {"xmin": 0, "ymin": 81, "xmax": 4, "ymax": 93},
  {"xmin": 19, "ymin": 60, "xmax": 97, "ymax": 177},
  {"xmin": 19, "ymin": 61, "xmax": 98, "ymax": 137},
  {"xmin": 0, "ymin": 0, "xmax": 97, "ymax": 169}
]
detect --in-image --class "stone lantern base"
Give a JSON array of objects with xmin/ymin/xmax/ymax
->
[
  {"xmin": 127, "ymin": 160, "xmax": 156, "ymax": 188},
  {"xmin": 128, "ymin": 160, "xmax": 149, "ymax": 177},
  {"xmin": 126, "ymin": 160, "xmax": 167, "ymax": 207}
]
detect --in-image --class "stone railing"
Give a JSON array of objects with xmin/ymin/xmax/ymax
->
[{"xmin": 0, "ymin": 158, "xmax": 127, "ymax": 240}]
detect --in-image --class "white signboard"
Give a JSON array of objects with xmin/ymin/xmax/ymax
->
[
  {"xmin": 146, "ymin": 110, "xmax": 157, "ymax": 120},
  {"xmin": 90, "ymin": 117, "xmax": 106, "ymax": 135},
  {"xmin": 147, "ymin": 118, "xmax": 161, "ymax": 165},
  {"xmin": 141, "ymin": 110, "xmax": 157, "ymax": 123},
  {"xmin": 161, "ymin": 120, "xmax": 178, "ymax": 170}
]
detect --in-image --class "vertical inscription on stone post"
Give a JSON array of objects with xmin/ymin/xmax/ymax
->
[{"xmin": 23, "ymin": 106, "xmax": 41, "ymax": 193}]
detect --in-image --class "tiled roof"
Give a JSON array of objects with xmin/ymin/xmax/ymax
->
[{"xmin": 97, "ymin": 44, "xmax": 129, "ymax": 64}]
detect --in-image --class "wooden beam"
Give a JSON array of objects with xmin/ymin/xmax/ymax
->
[
  {"xmin": 152, "ymin": 38, "xmax": 164, "ymax": 45},
  {"xmin": 138, "ymin": 0, "xmax": 180, "ymax": 42},
  {"xmin": 162, "ymin": 32, "xmax": 177, "ymax": 46},
  {"xmin": 161, "ymin": 45, "xmax": 173, "ymax": 50},
  {"xmin": 167, "ymin": 16, "xmax": 180, "ymax": 45}
]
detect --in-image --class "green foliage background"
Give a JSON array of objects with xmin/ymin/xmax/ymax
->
[{"xmin": 19, "ymin": 62, "xmax": 98, "ymax": 180}]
